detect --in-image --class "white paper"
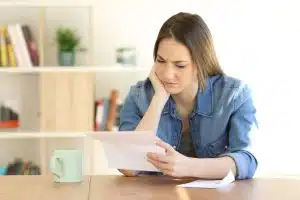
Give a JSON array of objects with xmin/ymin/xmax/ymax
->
[
  {"xmin": 89, "ymin": 131, "xmax": 165, "ymax": 171},
  {"xmin": 177, "ymin": 170, "xmax": 235, "ymax": 188}
]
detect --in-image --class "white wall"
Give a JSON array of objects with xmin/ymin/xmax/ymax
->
[
  {"xmin": 93, "ymin": 0, "xmax": 300, "ymax": 175},
  {"xmin": 92, "ymin": 0, "xmax": 212, "ymax": 67}
]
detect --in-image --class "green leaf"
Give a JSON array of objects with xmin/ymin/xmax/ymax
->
[{"xmin": 55, "ymin": 26, "xmax": 80, "ymax": 52}]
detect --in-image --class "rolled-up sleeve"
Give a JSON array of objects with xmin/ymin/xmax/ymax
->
[{"xmin": 221, "ymin": 85, "xmax": 258, "ymax": 180}]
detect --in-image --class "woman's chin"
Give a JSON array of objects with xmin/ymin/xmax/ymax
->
[{"xmin": 165, "ymin": 87, "xmax": 182, "ymax": 95}]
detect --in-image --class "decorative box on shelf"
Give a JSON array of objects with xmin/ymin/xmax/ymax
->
[
  {"xmin": 0, "ymin": 120, "xmax": 19, "ymax": 128},
  {"xmin": 0, "ymin": 105, "xmax": 19, "ymax": 129}
]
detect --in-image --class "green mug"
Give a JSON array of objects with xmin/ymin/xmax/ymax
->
[{"xmin": 50, "ymin": 149, "xmax": 83, "ymax": 183}]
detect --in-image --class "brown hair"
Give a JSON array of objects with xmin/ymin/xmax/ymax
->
[{"xmin": 153, "ymin": 12, "xmax": 224, "ymax": 91}]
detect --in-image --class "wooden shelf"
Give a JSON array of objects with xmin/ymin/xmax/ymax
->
[
  {"xmin": 0, "ymin": 132, "xmax": 88, "ymax": 139},
  {"xmin": 0, "ymin": 66, "xmax": 150, "ymax": 73},
  {"xmin": 0, "ymin": 131, "xmax": 125, "ymax": 139},
  {"xmin": 0, "ymin": 1, "xmax": 93, "ymax": 7},
  {"xmin": 0, "ymin": 120, "xmax": 19, "ymax": 129}
]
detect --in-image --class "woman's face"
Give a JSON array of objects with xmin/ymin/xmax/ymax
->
[{"xmin": 155, "ymin": 38, "xmax": 198, "ymax": 94}]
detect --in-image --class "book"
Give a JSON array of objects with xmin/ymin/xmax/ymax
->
[{"xmin": 105, "ymin": 89, "xmax": 119, "ymax": 131}]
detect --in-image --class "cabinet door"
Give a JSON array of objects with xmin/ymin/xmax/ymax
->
[{"xmin": 39, "ymin": 72, "xmax": 94, "ymax": 174}]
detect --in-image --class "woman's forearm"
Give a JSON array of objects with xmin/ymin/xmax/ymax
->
[
  {"xmin": 119, "ymin": 96, "xmax": 166, "ymax": 177},
  {"xmin": 135, "ymin": 95, "xmax": 166, "ymax": 133},
  {"xmin": 187, "ymin": 156, "xmax": 237, "ymax": 179}
]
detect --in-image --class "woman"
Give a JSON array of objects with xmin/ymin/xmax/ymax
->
[{"xmin": 118, "ymin": 12, "xmax": 258, "ymax": 180}]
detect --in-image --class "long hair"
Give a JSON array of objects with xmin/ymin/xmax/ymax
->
[{"xmin": 153, "ymin": 12, "xmax": 224, "ymax": 91}]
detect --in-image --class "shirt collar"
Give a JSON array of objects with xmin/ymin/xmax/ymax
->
[{"xmin": 161, "ymin": 75, "xmax": 220, "ymax": 118}]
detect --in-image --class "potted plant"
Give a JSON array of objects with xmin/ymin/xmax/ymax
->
[{"xmin": 55, "ymin": 27, "xmax": 80, "ymax": 66}]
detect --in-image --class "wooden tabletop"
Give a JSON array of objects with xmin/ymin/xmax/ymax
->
[
  {"xmin": 89, "ymin": 175, "xmax": 300, "ymax": 200},
  {"xmin": 0, "ymin": 175, "xmax": 90, "ymax": 200},
  {"xmin": 1, "ymin": 175, "xmax": 300, "ymax": 200}
]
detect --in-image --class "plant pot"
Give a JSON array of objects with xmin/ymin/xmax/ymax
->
[{"xmin": 58, "ymin": 51, "xmax": 75, "ymax": 66}]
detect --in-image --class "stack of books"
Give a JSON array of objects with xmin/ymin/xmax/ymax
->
[
  {"xmin": 94, "ymin": 89, "xmax": 123, "ymax": 131},
  {"xmin": 0, "ymin": 24, "xmax": 39, "ymax": 67}
]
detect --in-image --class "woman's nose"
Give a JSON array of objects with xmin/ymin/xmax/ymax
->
[{"xmin": 162, "ymin": 63, "xmax": 176, "ymax": 80}]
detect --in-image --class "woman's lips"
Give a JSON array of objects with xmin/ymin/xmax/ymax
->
[{"xmin": 163, "ymin": 81, "xmax": 178, "ymax": 87}]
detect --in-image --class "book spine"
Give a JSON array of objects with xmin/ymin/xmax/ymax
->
[
  {"xmin": 0, "ymin": 27, "xmax": 8, "ymax": 66},
  {"xmin": 4, "ymin": 26, "xmax": 17, "ymax": 67},
  {"xmin": 7, "ymin": 25, "xmax": 22, "ymax": 66},
  {"xmin": 95, "ymin": 99, "xmax": 104, "ymax": 131},
  {"xmin": 105, "ymin": 89, "xmax": 119, "ymax": 131},
  {"xmin": 21, "ymin": 25, "xmax": 39, "ymax": 66},
  {"xmin": 15, "ymin": 23, "xmax": 32, "ymax": 67},
  {"xmin": 100, "ymin": 98, "xmax": 110, "ymax": 131}
]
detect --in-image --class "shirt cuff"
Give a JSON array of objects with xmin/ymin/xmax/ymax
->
[{"xmin": 220, "ymin": 151, "xmax": 257, "ymax": 180}]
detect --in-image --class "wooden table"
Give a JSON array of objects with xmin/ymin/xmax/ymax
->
[
  {"xmin": 1, "ymin": 175, "xmax": 300, "ymax": 200},
  {"xmin": 0, "ymin": 175, "xmax": 90, "ymax": 200},
  {"xmin": 89, "ymin": 175, "xmax": 300, "ymax": 200}
]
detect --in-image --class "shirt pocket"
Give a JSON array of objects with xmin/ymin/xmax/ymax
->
[{"xmin": 204, "ymin": 134, "xmax": 228, "ymax": 157}]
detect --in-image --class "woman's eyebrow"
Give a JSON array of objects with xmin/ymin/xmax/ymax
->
[{"xmin": 157, "ymin": 54, "xmax": 188, "ymax": 63}]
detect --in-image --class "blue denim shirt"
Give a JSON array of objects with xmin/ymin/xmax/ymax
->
[{"xmin": 119, "ymin": 75, "xmax": 258, "ymax": 180}]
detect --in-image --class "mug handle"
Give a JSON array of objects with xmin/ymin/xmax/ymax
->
[{"xmin": 50, "ymin": 156, "xmax": 64, "ymax": 178}]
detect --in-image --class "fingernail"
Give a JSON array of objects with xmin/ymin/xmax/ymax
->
[{"xmin": 147, "ymin": 152, "xmax": 154, "ymax": 156}]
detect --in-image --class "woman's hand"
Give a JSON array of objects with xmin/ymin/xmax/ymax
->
[
  {"xmin": 147, "ymin": 140, "xmax": 192, "ymax": 178},
  {"xmin": 148, "ymin": 64, "xmax": 170, "ymax": 103}
]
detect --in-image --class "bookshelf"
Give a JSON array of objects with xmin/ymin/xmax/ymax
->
[
  {"xmin": 0, "ymin": 3, "xmax": 93, "ymax": 67},
  {"xmin": 0, "ymin": 2, "xmax": 96, "ymax": 175},
  {"xmin": 0, "ymin": 2, "xmax": 136, "ymax": 176},
  {"xmin": 0, "ymin": 1, "xmax": 151, "ymax": 176}
]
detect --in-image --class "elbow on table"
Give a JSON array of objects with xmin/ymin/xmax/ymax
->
[{"xmin": 223, "ymin": 150, "xmax": 258, "ymax": 180}]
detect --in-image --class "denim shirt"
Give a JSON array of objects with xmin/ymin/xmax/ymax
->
[{"xmin": 118, "ymin": 75, "xmax": 258, "ymax": 180}]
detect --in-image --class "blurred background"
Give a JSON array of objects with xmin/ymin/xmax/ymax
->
[{"xmin": 0, "ymin": 0, "xmax": 299, "ymax": 177}]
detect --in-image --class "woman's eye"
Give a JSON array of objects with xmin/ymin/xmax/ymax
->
[
  {"xmin": 157, "ymin": 60, "xmax": 164, "ymax": 63},
  {"xmin": 176, "ymin": 65, "xmax": 186, "ymax": 68}
]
